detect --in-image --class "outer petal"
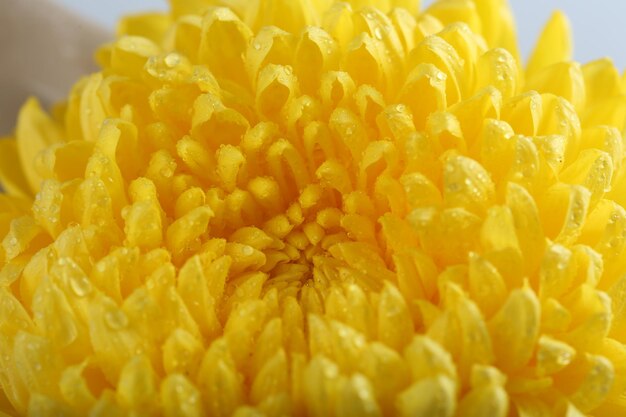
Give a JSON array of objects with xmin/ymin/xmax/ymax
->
[
  {"xmin": 526, "ymin": 11, "xmax": 572, "ymax": 78},
  {"xmin": 0, "ymin": 139, "xmax": 32, "ymax": 198},
  {"xmin": 15, "ymin": 99, "xmax": 64, "ymax": 194}
]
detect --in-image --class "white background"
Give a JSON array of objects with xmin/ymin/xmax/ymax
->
[{"xmin": 52, "ymin": 0, "xmax": 626, "ymax": 69}]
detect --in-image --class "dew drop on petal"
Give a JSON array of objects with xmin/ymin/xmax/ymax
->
[
  {"xmin": 164, "ymin": 52, "xmax": 181, "ymax": 68},
  {"xmin": 70, "ymin": 276, "xmax": 93, "ymax": 297},
  {"xmin": 241, "ymin": 245, "xmax": 254, "ymax": 256},
  {"xmin": 104, "ymin": 309, "xmax": 129, "ymax": 330}
]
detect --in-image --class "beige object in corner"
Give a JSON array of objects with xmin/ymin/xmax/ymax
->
[{"xmin": 0, "ymin": 0, "xmax": 110, "ymax": 135}]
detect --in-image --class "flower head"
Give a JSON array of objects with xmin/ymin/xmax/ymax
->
[{"xmin": 1, "ymin": 0, "xmax": 626, "ymax": 416}]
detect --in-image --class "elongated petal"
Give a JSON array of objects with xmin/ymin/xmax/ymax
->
[{"xmin": 526, "ymin": 11, "xmax": 572, "ymax": 77}]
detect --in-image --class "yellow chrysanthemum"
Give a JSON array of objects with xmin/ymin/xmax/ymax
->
[{"xmin": 2, "ymin": 0, "xmax": 626, "ymax": 415}]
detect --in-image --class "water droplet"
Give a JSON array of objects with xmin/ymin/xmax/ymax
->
[
  {"xmin": 374, "ymin": 27, "xmax": 383, "ymax": 40},
  {"xmin": 241, "ymin": 245, "xmax": 254, "ymax": 256},
  {"xmin": 104, "ymin": 309, "xmax": 129, "ymax": 330},
  {"xmin": 436, "ymin": 72, "xmax": 446, "ymax": 81},
  {"xmin": 253, "ymin": 42, "xmax": 262, "ymax": 51},
  {"xmin": 164, "ymin": 53, "xmax": 181, "ymax": 68},
  {"xmin": 555, "ymin": 259, "xmax": 568, "ymax": 271},
  {"xmin": 556, "ymin": 351, "xmax": 572, "ymax": 366},
  {"xmin": 70, "ymin": 276, "xmax": 93, "ymax": 297}
]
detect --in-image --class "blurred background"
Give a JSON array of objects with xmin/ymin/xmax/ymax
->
[{"xmin": 1, "ymin": 0, "xmax": 625, "ymax": 134}]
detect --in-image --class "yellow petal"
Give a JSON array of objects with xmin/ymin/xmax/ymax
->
[
  {"xmin": 303, "ymin": 355, "xmax": 340, "ymax": 417},
  {"xmin": 161, "ymin": 374, "xmax": 204, "ymax": 417},
  {"xmin": 472, "ymin": 0, "xmax": 521, "ymax": 61},
  {"xmin": 359, "ymin": 342, "xmax": 410, "ymax": 415},
  {"xmin": 569, "ymin": 354, "xmax": 615, "ymax": 413},
  {"xmin": 443, "ymin": 155, "xmax": 495, "ymax": 215},
  {"xmin": 250, "ymin": 349, "xmax": 289, "ymax": 404},
  {"xmin": 0, "ymin": 140, "xmax": 32, "ymax": 198},
  {"xmin": 403, "ymin": 335, "xmax": 457, "ymax": 382},
  {"xmin": 59, "ymin": 361, "xmax": 96, "ymax": 413},
  {"xmin": 197, "ymin": 339, "xmax": 244, "ymax": 417},
  {"xmin": 396, "ymin": 375, "xmax": 457, "ymax": 417},
  {"xmin": 116, "ymin": 355, "xmax": 158, "ymax": 414},
  {"xmin": 32, "ymin": 277, "xmax": 79, "ymax": 348},
  {"xmin": 16, "ymin": 99, "xmax": 64, "ymax": 193},
  {"xmin": 13, "ymin": 331, "xmax": 63, "ymax": 398},
  {"xmin": 525, "ymin": 62, "xmax": 585, "ymax": 111},
  {"xmin": 117, "ymin": 12, "xmax": 172, "ymax": 43},
  {"xmin": 427, "ymin": 111, "xmax": 465, "ymax": 154},
  {"xmin": 86, "ymin": 293, "xmax": 147, "ymax": 383},
  {"xmin": 335, "ymin": 374, "xmax": 382, "ymax": 417},
  {"xmin": 295, "ymin": 27, "xmax": 340, "ymax": 94},
  {"xmin": 426, "ymin": 0, "xmax": 482, "ymax": 37},
  {"xmin": 200, "ymin": 8, "xmax": 253, "ymax": 88},
  {"xmin": 89, "ymin": 390, "xmax": 125, "ymax": 417},
  {"xmin": 162, "ymin": 329, "xmax": 203, "ymax": 376},
  {"xmin": 562, "ymin": 284, "xmax": 612, "ymax": 350},
  {"xmin": 344, "ymin": 33, "xmax": 389, "ymax": 93},
  {"xmin": 468, "ymin": 252, "xmax": 506, "ymax": 317},
  {"xmin": 409, "ymin": 35, "xmax": 464, "ymax": 105},
  {"xmin": 526, "ymin": 11, "xmax": 572, "ymax": 78},
  {"xmin": 501, "ymin": 92, "xmax": 542, "ymax": 137},
  {"xmin": 582, "ymin": 58, "xmax": 623, "ymax": 105},
  {"xmin": 476, "ymin": 48, "xmax": 519, "ymax": 99},
  {"xmin": 399, "ymin": 63, "xmax": 448, "ymax": 130},
  {"xmin": 536, "ymin": 335, "xmax": 576, "ymax": 377},
  {"xmin": 166, "ymin": 206, "xmax": 214, "ymax": 263},
  {"xmin": 489, "ymin": 285, "xmax": 540, "ymax": 371},
  {"xmin": 256, "ymin": 64, "xmax": 298, "ymax": 122},
  {"xmin": 560, "ymin": 149, "xmax": 613, "ymax": 208},
  {"xmin": 26, "ymin": 394, "xmax": 73, "ymax": 417},
  {"xmin": 458, "ymin": 384, "xmax": 508, "ymax": 417},
  {"xmin": 246, "ymin": 0, "xmax": 318, "ymax": 34}
]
